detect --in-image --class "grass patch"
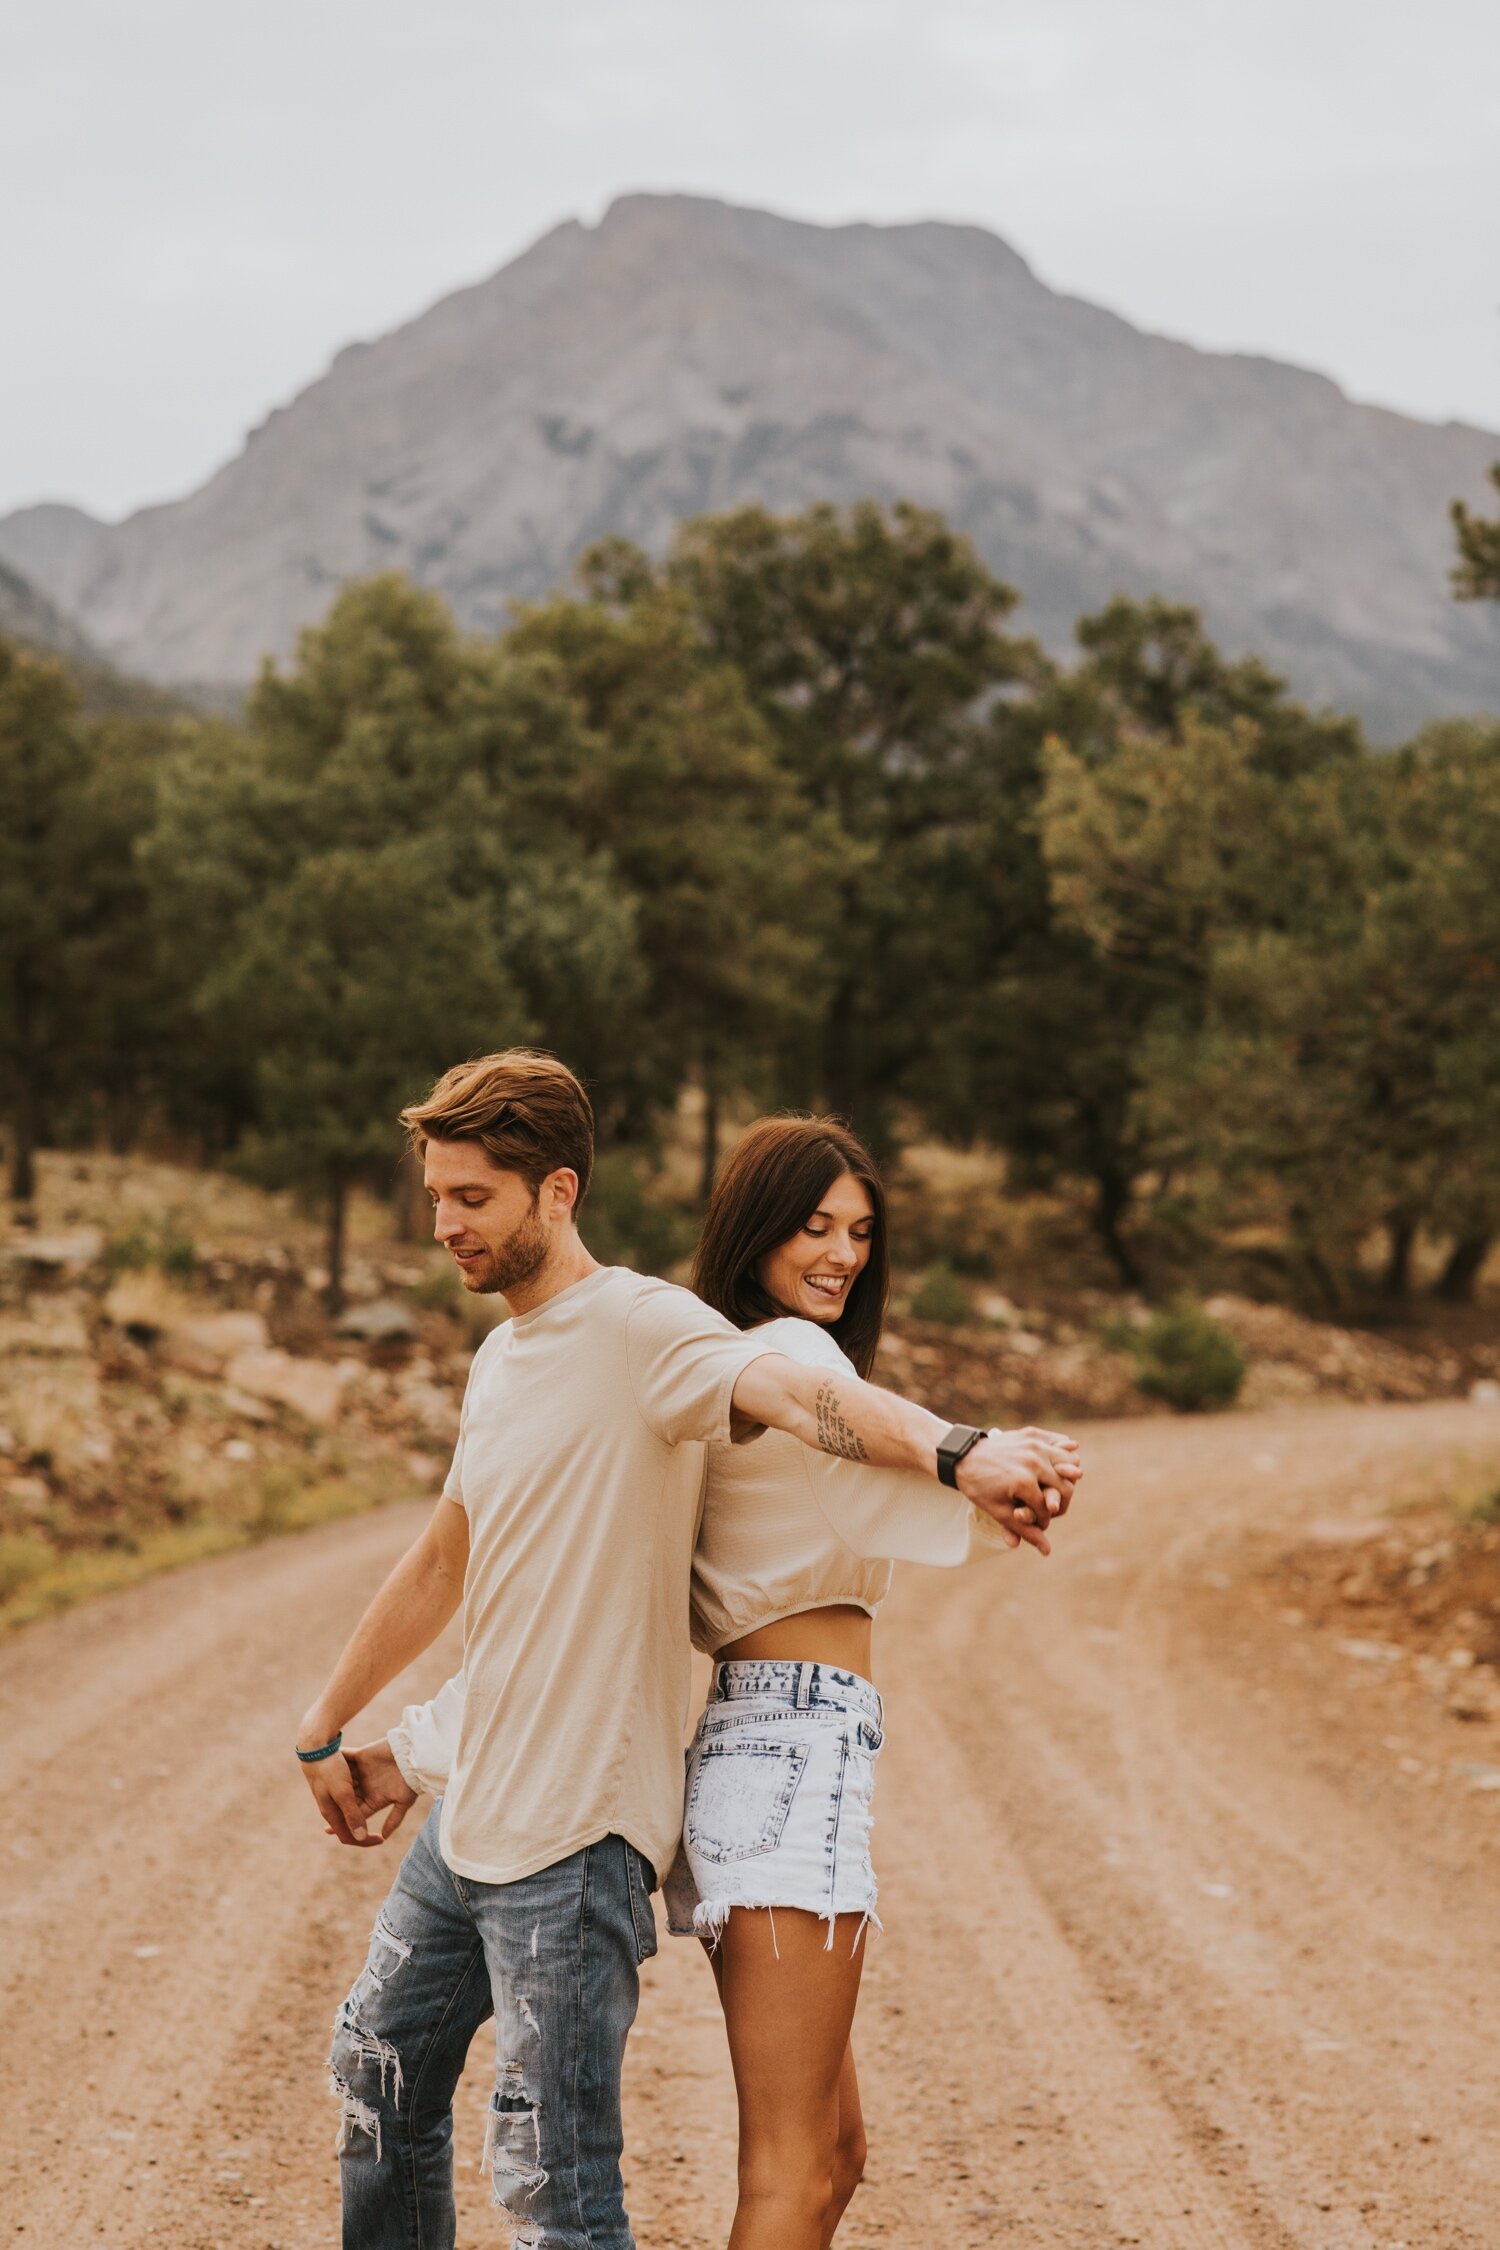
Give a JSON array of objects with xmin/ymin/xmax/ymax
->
[
  {"xmin": 249, "ymin": 1467, "xmax": 380, "ymax": 1537},
  {"xmin": 0, "ymin": 1469, "xmax": 400, "ymax": 1639},
  {"xmin": 1383, "ymin": 1452, "xmax": 1500, "ymax": 1528},
  {"xmin": 1453, "ymin": 1478, "xmax": 1500, "ymax": 1529},
  {"xmin": 0, "ymin": 1519, "xmax": 247, "ymax": 1634},
  {"xmin": 0, "ymin": 1532, "xmax": 56, "ymax": 1604}
]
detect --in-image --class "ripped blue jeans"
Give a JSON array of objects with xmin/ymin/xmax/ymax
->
[{"xmin": 329, "ymin": 1803, "xmax": 657, "ymax": 2249}]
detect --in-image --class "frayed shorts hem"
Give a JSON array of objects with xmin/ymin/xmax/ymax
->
[{"xmin": 670, "ymin": 1893, "xmax": 883, "ymax": 1954}]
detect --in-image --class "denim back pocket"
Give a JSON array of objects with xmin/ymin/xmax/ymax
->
[{"xmin": 684, "ymin": 1739, "xmax": 809, "ymax": 1866}]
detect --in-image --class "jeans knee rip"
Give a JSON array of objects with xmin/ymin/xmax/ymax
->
[
  {"xmin": 327, "ymin": 1915, "xmax": 412, "ymax": 2162},
  {"xmin": 482, "ymin": 2056, "xmax": 549, "ymax": 2220},
  {"xmin": 364, "ymin": 1913, "xmax": 413, "ymax": 1987}
]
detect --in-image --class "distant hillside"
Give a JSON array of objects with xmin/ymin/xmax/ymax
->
[
  {"xmin": 4, "ymin": 195, "xmax": 1498, "ymax": 736},
  {"xmin": 0, "ymin": 554, "xmax": 101, "ymax": 667},
  {"xmin": 0, "ymin": 545, "xmax": 194, "ymax": 719}
]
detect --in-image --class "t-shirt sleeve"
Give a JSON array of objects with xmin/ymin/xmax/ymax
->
[
  {"xmin": 442, "ymin": 1419, "xmax": 467, "ymax": 1508},
  {"xmin": 750, "ymin": 1316, "xmax": 850, "ymax": 1374},
  {"xmin": 441, "ymin": 1330, "xmax": 499, "ymax": 1510},
  {"xmin": 624, "ymin": 1281, "xmax": 784, "ymax": 1447},
  {"xmin": 388, "ymin": 1669, "xmax": 466, "ymax": 1795},
  {"xmin": 440, "ymin": 1377, "xmax": 470, "ymax": 1503}
]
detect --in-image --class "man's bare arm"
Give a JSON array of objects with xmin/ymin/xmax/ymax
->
[
  {"xmin": 731, "ymin": 1356, "xmax": 1081, "ymax": 1553},
  {"xmin": 296, "ymin": 1493, "xmax": 469, "ymax": 1843}
]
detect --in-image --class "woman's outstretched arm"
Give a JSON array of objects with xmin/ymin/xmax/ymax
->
[{"xmin": 731, "ymin": 1355, "xmax": 1081, "ymax": 1553}]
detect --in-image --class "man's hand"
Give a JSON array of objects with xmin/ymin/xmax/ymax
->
[
  {"xmin": 330, "ymin": 1740, "xmax": 420, "ymax": 1848},
  {"xmin": 959, "ymin": 1426, "xmax": 1083, "ymax": 1555},
  {"xmin": 290, "ymin": 1491, "xmax": 466, "ymax": 1839},
  {"xmin": 298, "ymin": 1741, "xmax": 375, "ymax": 1846}
]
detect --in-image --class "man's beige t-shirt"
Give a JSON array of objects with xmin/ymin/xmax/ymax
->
[{"xmin": 437, "ymin": 1265, "xmax": 779, "ymax": 1887}]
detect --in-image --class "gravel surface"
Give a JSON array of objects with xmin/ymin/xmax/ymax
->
[{"xmin": 4, "ymin": 1397, "xmax": 1499, "ymax": 2247}]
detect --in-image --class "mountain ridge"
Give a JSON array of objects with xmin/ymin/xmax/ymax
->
[
  {"xmin": 0, "ymin": 551, "xmax": 104, "ymax": 668},
  {"xmin": 4, "ymin": 193, "xmax": 1497, "ymax": 736}
]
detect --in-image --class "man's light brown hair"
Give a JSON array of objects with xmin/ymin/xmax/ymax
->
[{"xmin": 400, "ymin": 1051, "xmax": 595, "ymax": 1206}]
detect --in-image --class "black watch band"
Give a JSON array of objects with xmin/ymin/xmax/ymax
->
[{"xmin": 935, "ymin": 1423, "xmax": 985, "ymax": 1488}]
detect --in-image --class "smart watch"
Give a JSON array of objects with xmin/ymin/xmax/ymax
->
[{"xmin": 935, "ymin": 1423, "xmax": 985, "ymax": 1488}]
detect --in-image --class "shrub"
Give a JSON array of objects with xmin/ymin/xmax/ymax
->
[
  {"xmin": 106, "ymin": 1220, "xmax": 198, "ymax": 1279},
  {"xmin": 406, "ymin": 1264, "xmax": 463, "ymax": 1313},
  {"xmin": 1130, "ymin": 1296, "xmax": 1245, "ymax": 1412},
  {"xmin": 908, "ymin": 1262, "xmax": 972, "ymax": 1327},
  {"xmin": 403, "ymin": 1260, "xmax": 510, "ymax": 1345},
  {"xmin": 1095, "ymin": 1310, "xmax": 1142, "ymax": 1353},
  {"xmin": 941, "ymin": 1237, "xmax": 997, "ymax": 1280}
]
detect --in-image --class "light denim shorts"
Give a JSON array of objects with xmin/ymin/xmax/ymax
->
[{"xmin": 663, "ymin": 1658, "xmax": 884, "ymax": 1943}]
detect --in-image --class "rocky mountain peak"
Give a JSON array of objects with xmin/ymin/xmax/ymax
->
[{"xmin": 1, "ymin": 194, "xmax": 1495, "ymax": 736}]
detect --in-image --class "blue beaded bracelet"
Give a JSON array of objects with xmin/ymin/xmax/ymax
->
[{"xmin": 296, "ymin": 1731, "xmax": 344, "ymax": 1763}]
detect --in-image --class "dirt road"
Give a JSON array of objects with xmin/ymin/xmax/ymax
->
[{"xmin": 4, "ymin": 1398, "xmax": 1499, "ymax": 2249}]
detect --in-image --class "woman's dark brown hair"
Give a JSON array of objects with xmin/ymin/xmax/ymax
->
[{"xmin": 691, "ymin": 1117, "xmax": 890, "ymax": 1377}]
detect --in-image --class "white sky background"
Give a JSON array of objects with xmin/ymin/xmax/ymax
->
[{"xmin": 5, "ymin": 0, "xmax": 1498, "ymax": 520}]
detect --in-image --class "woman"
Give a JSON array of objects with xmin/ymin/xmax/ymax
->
[{"xmin": 363, "ymin": 1118, "xmax": 1077, "ymax": 2249}]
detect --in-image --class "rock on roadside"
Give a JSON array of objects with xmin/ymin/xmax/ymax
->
[
  {"xmin": 222, "ymin": 1348, "xmax": 344, "ymax": 1426},
  {"xmin": 336, "ymin": 1299, "xmax": 418, "ymax": 1345}
]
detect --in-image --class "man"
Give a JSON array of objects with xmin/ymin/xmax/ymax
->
[{"xmin": 298, "ymin": 1049, "xmax": 1077, "ymax": 2249}]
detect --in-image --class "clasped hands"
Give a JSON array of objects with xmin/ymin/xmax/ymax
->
[
  {"xmin": 957, "ymin": 1424, "xmax": 1082, "ymax": 1556},
  {"xmin": 300, "ymin": 1736, "xmax": 419, "ymax": 1850}
]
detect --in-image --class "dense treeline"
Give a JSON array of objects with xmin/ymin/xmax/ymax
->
[{"xmin": 4, "ymin": 500, "xmax": 1498, "ymax": 1310}]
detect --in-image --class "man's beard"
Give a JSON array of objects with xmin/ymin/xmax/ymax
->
[{"xmin": 466, "ymin": 1199, "xmax": 550, "ymax": 1295}]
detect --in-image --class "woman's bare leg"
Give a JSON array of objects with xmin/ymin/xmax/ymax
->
[
  {"xmin": 701, "ymin": 1924, "xmax": 868, "ymax": 2244},
  {"xmin": 825, "ymin": 2040, "xmax": 867, "ymax": 2245},
  {"xmin": 707, "ymin": 1908, "xmax": 868, "ymax": 2250}
]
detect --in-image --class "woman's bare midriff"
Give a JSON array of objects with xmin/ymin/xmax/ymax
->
[{"xmin": 716, "ymin": 1603, "xmax": 874, "ymax": 1678}]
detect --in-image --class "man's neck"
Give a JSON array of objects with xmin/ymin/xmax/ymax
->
[{"xmin": 501, "ymin": 1236, "xmax": 602, "ymax": 1321}]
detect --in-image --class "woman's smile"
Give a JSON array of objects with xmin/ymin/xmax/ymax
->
[{"xmin": 799, "ymin": 1271, "xmax": 850, "ymax": 1302}]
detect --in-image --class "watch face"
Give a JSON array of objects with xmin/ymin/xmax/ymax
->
[{"xmin": 938, "ymin": 1426, "xmax": 979, "ymax": 1485}]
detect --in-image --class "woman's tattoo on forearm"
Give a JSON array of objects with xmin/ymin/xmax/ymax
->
[{"xmin": 814, "ymin": 1381, "xmax": 870, "ymax": 1462}]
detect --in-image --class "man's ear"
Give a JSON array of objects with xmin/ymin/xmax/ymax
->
[{"xmin": 544, "ymin": 1167, "xmax": 581, "ymax": 1222}]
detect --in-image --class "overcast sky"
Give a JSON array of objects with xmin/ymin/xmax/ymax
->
[{"xmin": 6, "ymin": 0, "xmax": 1498, "ymax": 521}]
